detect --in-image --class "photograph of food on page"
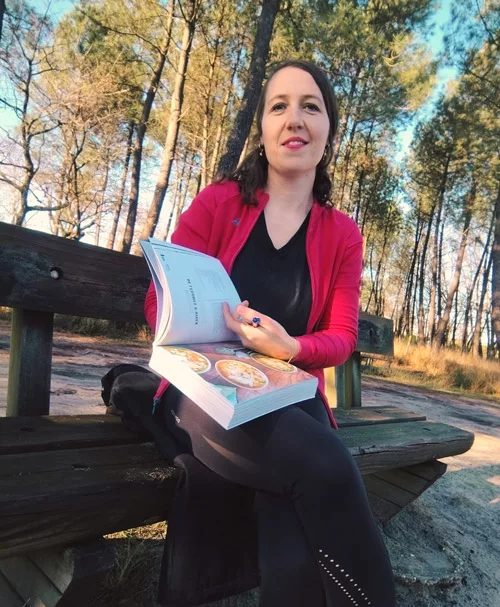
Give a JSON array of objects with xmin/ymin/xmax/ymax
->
[{"xmin": 163, "ymin": 342, "xmax": 308, "ymax": 404}]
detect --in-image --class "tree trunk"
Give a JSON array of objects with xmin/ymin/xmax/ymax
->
[
  {"xmin": 217, "ymin": 0, "xmax": 281, "ymax": 175},
  {"xmin": 472, "ymin": 241, "xmax": 494, "ymax": 357},
  {"xmin": 462, "ymin": 212, "xmax": 494, "ymax": 352},
  {"xmin": 417, "ymin": 204, "xmax": 436, "ymax": 343},
  {"xmin": 331, "ymin": 60, "xmax": 363, "ymax": 178},
  {"xmin": 200, "ymin": 7, "xmax": 226, "ymax": 190},
  {"xmin": 94, "ymin": 157, "xmax": 110, "ymax": 246},
  {"xmin": 397, "ymin": 215, "xmax": 422, "ymax": 337},
  {"xmin": 134, "ymin": 0, "xmax": 199, "ymax": 253},
  {"xmin": 167, "ymin": 150, "xmax": 195, "ymax": 239},
  {"xmin": 120, "ymin": 1, "xmax": 174, "ymax": 253},
  {"xmin": 107, "ymin": 121, "xmax": 134, "ymax": 249},
  {"xmin": 335, "ymin": 119, "xmax": 358, "ymax": 211},
  {"xmin": 428, "ymin": 154, "xmax": 450, "ymax": 343},
  {"xmin": 162, "ymin": 149, "xmax": 189, "ymax": 240},
  {"xmin": 208, "ymin": 45, "xmax": 243, "ymax": 181},
  {"xmin": 492, "ymin": 180, "xmax": 500, "ymax": 358},
  {"xmin": 434, "ymin": 188, "xmax": 475, "ymax": 349}
]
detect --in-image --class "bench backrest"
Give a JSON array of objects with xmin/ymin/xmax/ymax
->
[{"xmin": 0, "ymin": 221, "xmax": 393, "ymax": 414}]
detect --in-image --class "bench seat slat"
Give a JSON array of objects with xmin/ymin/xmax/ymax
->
[
  {"xmin": 0, "ymin": 442, "xmax": 162, "ymax": 478},
  {"xmin": 0, "ymin": 415, "xmax": 143, "ymax": 455},
  {"xmin": 373, "ymin": 462, "xmax": 447, "ymax": 495},
  {"xmin": 333, "ymin": 406, "xmax": 426, "ymax": 427},
  {"xmin": 0, "ymin": 420, "xmax": 473, "ymax": 558},
  {"xmin": 338, "ymin": 420, "xmax": 473, "ymax": 474},
  {"xmin": 0, "ymin": 407, "xmax": 427, "ymax": 455}
]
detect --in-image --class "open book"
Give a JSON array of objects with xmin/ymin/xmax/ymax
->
[{"xmin": 140, "ymin": 238, "xmax": 318, "ymax": 429}]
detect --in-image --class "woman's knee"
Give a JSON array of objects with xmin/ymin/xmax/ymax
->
[{"xmin": 287, "ymin": 435, "xmax": 361, "ymax": 498}]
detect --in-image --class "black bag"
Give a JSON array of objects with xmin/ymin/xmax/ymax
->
[{"xmin": 101, "ymin": 365, "xmax": 259, "ymax": 606}]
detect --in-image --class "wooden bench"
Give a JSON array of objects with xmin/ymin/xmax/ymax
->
[{"xmin": 0, "ymin": 221, "xmax": 474, "ymax": 606}]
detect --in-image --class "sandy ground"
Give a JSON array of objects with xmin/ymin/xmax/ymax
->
[{"xmin": 0, "ymin": 321, "xmax": 499, "ymax": 607}]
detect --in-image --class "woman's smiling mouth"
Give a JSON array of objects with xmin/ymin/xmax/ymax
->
[{"xmin": 282, "ymin": 137, "xmax": 308, "ymax": 149}]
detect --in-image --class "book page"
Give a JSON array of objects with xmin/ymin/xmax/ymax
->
[
  {"xmin": 143, "ymin": 239, "xmax": 241, "ymax": 345},
  {"xmin": 153, "ymin": 342, "xmax": 317, "ymax": 405},
  {"xmin": 140, "ymin": 240, "xmax": 169, "ymax": 337}
]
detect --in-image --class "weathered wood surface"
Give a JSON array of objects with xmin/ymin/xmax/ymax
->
[
  {"xmin": 339, "ymin": 420, "xmax": 474, "ymax": 475},
  {"xmin": 0, "ymin": 443, "xmax": 177, "ymax": 558},
  {"xmin": 0, "ymin": 570, "xmax": 25, "ymax": 606},
  {"xmin": 0, "ymin": 414, "xmax": 143, "ymax": 455},
  {"xmin": 6, "ymin": 308, "xmax": 54, "ymax": 417},
  {"xmin": 0, "ymin": 407, "xmax": 425, "ymax": 455},
  {"xmin": 356, "ymin": 312, "xmax": 394, "ymax": 356},
  {"xmin": 0, "ymin": 221, "xmax": 149, "ymax": 322},
  {"xmin": 335, "ymin": 406, "xmax": 426, "ymax": 426},
  {"xmin": 0, "ymin": 417, "xmax": 474, "ymax": 558},
  {"xmin": 0, "ymin": 556, "xmax": 63, "ymax": 606},
  {"xmin": 0, "ymin": 222, "xmax": 393, "ymax": 354},
  {"xmin": 0, "ymin": 540, "xmax": 115, "ymax": 607}
]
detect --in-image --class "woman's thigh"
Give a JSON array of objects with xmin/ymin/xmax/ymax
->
[{"xmin": 162, "ymin": 387, "xmax": 348, "ymax": 495}]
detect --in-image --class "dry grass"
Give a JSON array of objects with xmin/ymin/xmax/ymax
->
[
  {"xmin": 365, "ymin": 339, "xmax": 500, "ymax": 399},
  {"xmin": 94, "ymin": 522, "xmax": 167, "ymax": 607}
]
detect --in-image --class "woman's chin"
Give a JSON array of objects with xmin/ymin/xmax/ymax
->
[{"xmin": 270, "ymin": 164, "xmax": 317, "ymax": 180}]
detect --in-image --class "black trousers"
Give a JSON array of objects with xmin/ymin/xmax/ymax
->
[{"xmin": 162, "ymin": 387, "xmax": 397, "ymax": 607}]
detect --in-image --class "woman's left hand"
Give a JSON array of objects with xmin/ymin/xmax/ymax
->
[{"xmin": 222, "ymin": 302, "xmax": 300, "ymax": 361}]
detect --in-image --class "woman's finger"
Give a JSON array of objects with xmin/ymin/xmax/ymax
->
[
  {"xmin": 234, "ymin": 303, "xmax": 263, "ymax": 326},
  {"xmin": 222, "ymin": 302, "xmax": 243, "ymax": 333}
]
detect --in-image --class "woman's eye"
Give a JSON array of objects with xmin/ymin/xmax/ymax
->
[
  {"xmin": 305, "ymin": 103, "xmax": 320, "ymax": 111},
  {"xmin": 271, "ymin": 103, "xmax": 286, "ymax": 111}
]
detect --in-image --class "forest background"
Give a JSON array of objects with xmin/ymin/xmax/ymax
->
[{"xmin": 0, "ymin": 0, "xmax": 499, "ymax": 363}]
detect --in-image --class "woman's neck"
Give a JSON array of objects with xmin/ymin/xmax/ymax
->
[{"xmin": 265, "ymin": 169, "xmax": 315, "ymax": 215}]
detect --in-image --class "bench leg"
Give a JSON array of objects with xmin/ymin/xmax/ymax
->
[
  {"xmin": 7, "ymin": 308, "xmax": 54, "ymax": 416},
  {"xmin": 364, "ymin": 460, "xmax": 448, "ymax": 525},
  {"xmin": 327, "ymin": 352, "xmax": 362, "ymax": 409},
  {"xmin": 0, "ymin": 540, "xmax": 115, "ymax": 607}
]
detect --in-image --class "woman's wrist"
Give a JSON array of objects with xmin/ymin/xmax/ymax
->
[{"xmin": 286, "ymin": 338, "xmax": 301, "ymax": 363}]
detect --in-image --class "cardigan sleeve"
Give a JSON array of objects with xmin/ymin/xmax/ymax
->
[
  {"xmin": 144, "ymin": 186, "xmax": 217, "ymax": 331},
  {"xmin": 292, "ymin": 224, "xmax": 363, "ymax": 370}
]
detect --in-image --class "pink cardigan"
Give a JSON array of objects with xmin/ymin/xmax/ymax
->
[{"xmin": 145, "ymin": 180, "xmax": 363, "ymax": 429}]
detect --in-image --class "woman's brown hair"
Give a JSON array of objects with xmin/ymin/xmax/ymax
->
[{"xmin": 219, "ymin": 60, "xmax": 339, "ymax": 206}]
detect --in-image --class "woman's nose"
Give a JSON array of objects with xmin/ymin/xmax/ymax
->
[{"xmin": 286, "ymin": 105, "xmax": 304, "ymax": 128}]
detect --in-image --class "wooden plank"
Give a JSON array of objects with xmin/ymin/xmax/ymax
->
[
  {"xmin": 6, "ymin": 308, "xmax": 54, "ymax": 417},
  {"xmin": 0, "ymin": 221, "xmax": 150, "ymax": 322},
  {"xmin": 0, "ymin": 555, "xmax": 62, "ymax": 606},
  {"xmin": 334, "ymin": 407, "xmax": 426, "ymax": 427},
  {"xmin": 373, "ymin": 461, "xmax": 447, "ymax": 495},
  {"xmin": 363, "ymin": 460, "xmax": 447, "ymax": 525},
  {"xmin": 334, "ymin": 352, "xmax": 363, "ymax": 409},
  {"xmin": 401, "ymin": 459, "xmax": 449, "ymax": 481},
  {"xmin": 0, "ymin": 408, "xmax": 427, "ymax": 456},
  {"xmin": 0, "ymin": 442, "xmax": 164, "ymax": 478},
  {"xmin": 0, "ymin": 414, "xmax": 142, "ymax": 455},
  {"xmin": 366, "ymin": 490, "xmax": 401, "ymax": 524},
  {"xmin": 350, "ymin": 351, "xmax": 362, "ymax": 407},
  {"xmin": 338, "ymin": 420, "xmax": 474, "ymax": 475},
  {"xmin": 335, "ymin": 364, "xmax": 347, "ymax": 408},
  {"xmin": 0, "ymin": 570, "xmax": 25, "ymax": 607},
  {"xmin": 0, "ymin": 421, "xmax": 473, "ymax": 558},
  {"xmin": 31, "ymin": 540, "xmax": 115, "ymax": 606},
  {"xmin": 363, "ymin": 475, "xmax": 416, "ymax": 507},
  {"xmin": 357, "ymin": 312, "xmax": 394, "ymax": 356},
  {"xmin": 0, "ymin": 453, "xmax": 177, "ymax": 558}
]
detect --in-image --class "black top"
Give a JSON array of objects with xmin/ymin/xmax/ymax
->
[{"xmin": 230, "ymin": 211, "xmax": 312, "ymax": 337}]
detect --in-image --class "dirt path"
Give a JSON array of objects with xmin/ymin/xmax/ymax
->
[{"xmin": 1, "ymin": 322, "xmax": 499, "ymax": 606}]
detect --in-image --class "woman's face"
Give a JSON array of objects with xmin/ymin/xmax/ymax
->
[{"xmin": 260, "ymin": 66, "xmax": 330, "ymax": 179}]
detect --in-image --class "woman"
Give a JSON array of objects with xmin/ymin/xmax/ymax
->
[{"xmin": 145, "ymin": 60, "xmax": 397, "ymax": 607}]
